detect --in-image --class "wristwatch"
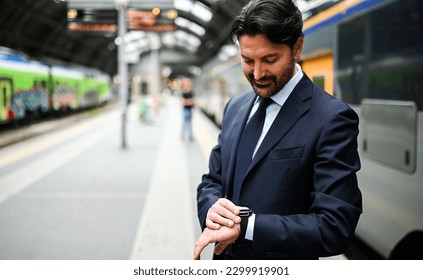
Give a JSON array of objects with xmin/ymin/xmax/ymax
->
[{"xmin": 239, "ymin": 207, "xmax": 253, "ymax": 238}]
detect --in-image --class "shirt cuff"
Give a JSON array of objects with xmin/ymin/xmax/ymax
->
[{"xmin": 244, "ymin": 213, "xmax": 255, "ymax": 240}]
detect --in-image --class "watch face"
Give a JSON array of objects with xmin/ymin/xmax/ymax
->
[{"xmin": 239, "ymin": 208, "xmax": 252, "ymax": 217}]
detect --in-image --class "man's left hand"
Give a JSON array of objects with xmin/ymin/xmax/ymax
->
[{"xmin": 193, "ymin": 224, "xmax": 240, "ymax": 260}]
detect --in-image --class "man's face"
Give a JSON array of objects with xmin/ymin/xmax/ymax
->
[{"xmin": 239, "ymin": 33, "xmax": 303, "ymax": 98}]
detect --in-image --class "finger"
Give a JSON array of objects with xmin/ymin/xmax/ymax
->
[
  {"xmin": 193, "ymin": 240, "xmax": 207, "ymax": 260},
  {"xmin": 208, "ymin": 211, "xmax": 236, "ymax": 227},
  {"xmin": 205, "ymin": 218, "xmax": 221, "ymax": 230},
  {"xmin": 193, "ymin": 231, "xmax": 213, "ymax": 260},
  {"xmin": 210, "ymin": 199, "xmax": 241, "ymax": 225},
  {"xmin": 193, "ymin": 244, "xmax": 202, "ymax": 260},
  {"xmin": 218, "ymin": 198, "xmax": 240, "ymax": 215}
]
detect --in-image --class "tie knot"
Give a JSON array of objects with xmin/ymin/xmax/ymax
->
[{"xmin": 258, "ymin": 97, "xmax": 273, "ymax": 111}]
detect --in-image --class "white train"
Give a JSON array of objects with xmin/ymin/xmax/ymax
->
[{"xmin": 194, "ymin": 0, "xmax": 423, "ymax": 259}]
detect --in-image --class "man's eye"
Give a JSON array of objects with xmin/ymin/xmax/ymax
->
[{"xmin": 264, "ymin": 58, "xmax": 277, "ymax": 64}]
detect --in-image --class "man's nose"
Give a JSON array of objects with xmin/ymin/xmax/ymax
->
[{"xmin": 253, "ymin": 63, "xmax": 266, "ymax": 80}]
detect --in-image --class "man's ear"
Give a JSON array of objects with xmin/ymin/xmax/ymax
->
[{"xmin": 294, "ymin": 37, "xmax": 304, "ymax": 61}]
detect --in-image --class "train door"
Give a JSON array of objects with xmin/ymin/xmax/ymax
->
[
  {"xmin": 301, "ymin": 53, "xmax": 334, "ymax": 95},
  {"xmin": 0, "ymin": 78, "xmax": 13, "ymax": 121}
]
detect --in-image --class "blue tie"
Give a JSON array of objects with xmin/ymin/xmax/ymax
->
[{"xmin": 232, "ymin": 97, "xmax": 273, "ymax": 204}]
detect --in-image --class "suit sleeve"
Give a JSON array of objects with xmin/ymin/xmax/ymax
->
[{"xmin": 253, "ymin": 105, "xmax": 362, "ymax": 258}]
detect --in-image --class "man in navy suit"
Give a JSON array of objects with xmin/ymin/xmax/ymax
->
[{"xmin": 194, "ymin": 0, "xmax": 362, "ymax": 260}]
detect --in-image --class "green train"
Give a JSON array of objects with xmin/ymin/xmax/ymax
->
[{"xmin": 0, "ymin": 46, "xmax": 112, "ymax": 124}]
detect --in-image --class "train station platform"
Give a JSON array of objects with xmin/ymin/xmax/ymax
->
[
  {"xmin": 0, "ymin": 95, "xmax": 344, "ymax": 260},
  {"xmin": 0, "ymin": 95, "xmax": 218, "ymax": 260}
]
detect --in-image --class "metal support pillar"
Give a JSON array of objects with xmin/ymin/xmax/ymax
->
[{"xmin": 117, "ymin": 1, "xmax": 128, "ymax": 149}]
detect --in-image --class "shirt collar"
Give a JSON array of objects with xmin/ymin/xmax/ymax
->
[{"xmin": 270, "ymin": 63, "xmax": 303, "ymax": 107}]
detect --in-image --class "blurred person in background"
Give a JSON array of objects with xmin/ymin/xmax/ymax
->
[{"xmin": 180, "ymin": 78, "xmax": 195, "ymax": 141}]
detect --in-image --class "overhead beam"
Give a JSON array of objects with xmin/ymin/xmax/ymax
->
[{"xmin": 67, "ymin": 0, "xmax": 175, "ymax": 10}]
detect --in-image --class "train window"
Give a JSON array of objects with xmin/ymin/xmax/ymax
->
[
  {"xmin": 336, "ymin": 0, "xmax": 423, "ymax": 110},
  {"xmin": 337, "ymin": 16, "xmax": 365, "ymax": 105},
  {"xmin": 337, "ymin": 18, "xmax": 364, "ymax": 71},
  {"xmin": 361, "ymin": 99, "xmax": 417, "ymax": 173},
  {"xmin": 141, "ymin": 82, "xmax": 148, "ymax": 95},
  {"xmin": 371, "ymin": 0, "xmax": 423, "ymax": 59}
]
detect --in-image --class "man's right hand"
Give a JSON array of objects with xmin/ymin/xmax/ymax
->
[{"xmin": 206, "ymin": 198, "xmax": 241, "ymax": 230}]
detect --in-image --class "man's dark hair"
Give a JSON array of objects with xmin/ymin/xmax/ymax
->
[{"xmin": 230, "ymin": 0, "xmax": 303, "ymax": 48}]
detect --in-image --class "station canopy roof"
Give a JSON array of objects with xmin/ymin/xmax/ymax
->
[{"xmin": 0, "ymin": 0, "xmax": 331, "ymax": 78}]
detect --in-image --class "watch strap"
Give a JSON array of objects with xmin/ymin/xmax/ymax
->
[{"xmin": 239, "ymin": 208, "xmax": 253, "ymax": 238}]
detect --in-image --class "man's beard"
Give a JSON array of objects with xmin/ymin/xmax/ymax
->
[{"xmin": 245, "ymin": 61, "xmax": 296, "ymax": 98}]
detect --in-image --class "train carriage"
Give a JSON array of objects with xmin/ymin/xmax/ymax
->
[
  {"xmin": 0, "ymin": 48, "xmax": 49, "ymax": 122},
  {"xmin": 194, "ymin": 0, "xmax": 423, "ymax": 259},
  {"xmin": 0, "ymin": 47, "xmax": 112, "ymax": 125},
  {"xmin": 49, "ymin": 65, "xmax": 83, "ymax": 111},
  {"xmin": 333, "ymin": 0, "xmax": 423, "ymax": 259}
]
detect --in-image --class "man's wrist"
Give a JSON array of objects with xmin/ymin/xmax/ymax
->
[{"xmin": 238, "ymin": 207, "xmax": 253, "ymax": 238}]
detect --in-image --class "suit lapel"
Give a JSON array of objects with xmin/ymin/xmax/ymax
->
[{"xmin": 227, "ymin": 93, "xmax": 257, "ymax": 193}]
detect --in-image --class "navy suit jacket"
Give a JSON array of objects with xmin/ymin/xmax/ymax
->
[{"xmin": 197, "ymin": 73, "xmax": 362, "ymax": 259}]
